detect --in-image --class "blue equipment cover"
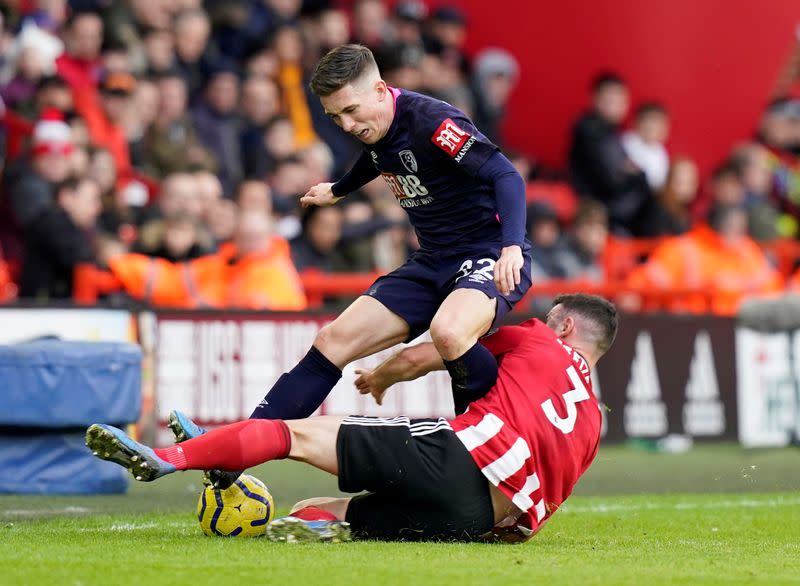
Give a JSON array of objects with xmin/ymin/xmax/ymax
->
[
  {"xmin": 0, "ymin": 340, "xmax": 142, "ymax": 427},
  {"xmin": 0, "ymin": 434, "xmax": 128, "ymax": 494}
]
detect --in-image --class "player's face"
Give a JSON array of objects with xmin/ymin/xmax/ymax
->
[{"xmin": 321, "ymin": 80, "xmax": 390, "ymax": 144}]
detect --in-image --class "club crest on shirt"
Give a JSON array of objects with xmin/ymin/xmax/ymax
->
[{"xmin": 399, "ymin": 149, "xmax": 418, "ymax": 173}]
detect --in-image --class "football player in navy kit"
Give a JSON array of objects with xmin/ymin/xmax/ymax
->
[{"xmin": 167, "ymin": 44, "xmax": 531, "ymax": 488}]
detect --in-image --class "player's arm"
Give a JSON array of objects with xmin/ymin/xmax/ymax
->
[
  {"xmin": 301, "ymin": 150, "xmax": 380, "ymax": 207},
  {"xmin": 427, "ymin": 113, "xmax": 526, "ymax": 295},
  {"xmin": 476, "ymin": 152, "xmax": 527, "ymax": 296},
  {"xmin": 354, "ymin": 342, "xmax": 444, "ymax": 405}
]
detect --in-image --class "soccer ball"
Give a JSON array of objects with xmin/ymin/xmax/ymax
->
[{"xmin": 197, "ymin": 474, "xmax": 275, "ymax": 537}]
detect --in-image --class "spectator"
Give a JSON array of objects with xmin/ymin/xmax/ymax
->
[
  {"xmin": 527, "ymin": 203, "xmax": 564, "ymax": 281},
  {"xmin": 194, "ymin": 169, "xmax": 224, "ymax": 225},
  {"xmin": 290, "ymin": 205, "xmax": 345, "ymax": 272},
  {"xmin": 20, "ymin": 177, "xmax": 101, "ymax": 299},
  {"xmin": 190, "ymin": 61, "xmax": 243, "ymax": 194},
  {"xmin": 33, "ymin": 74, "xmax": 72, "ymax": 116},
  {"xmin": 553, "ymin": 200, "xmax": 608, "ymax": 282},
  {"xmin": 126, "ymin": 76, "xmax": 159, "ymax": 168},
  {"xmin": 757, "ymin": 99, "xmax": 800, "ymax": 235},
  {"xmin": 351, "ymin": 0, "xmax": 390, "ymax": 48},
  {"xmin": 426, "ymin": 5, "xmax": 468, "ymax": 58},
  {"xmin": 637, "ymin": 157, "xmax": 699, "ymax": 237},
  {"xmin": 145, "ymin": 171, "xmax": 203, "ymax": 221},
  {"xmin": 374, "ymin": 41, "xmax": 424, "ymax": 92},
  {"xmin": 141, "ymin": 27, "xmax": 175, "ymax": 75},
  {"xmin": 134, "ymin": 213, "xmax": 208, "ymax": 262},
  {"xmin": 239, "ymin": 75, "xmax": 282, "ymax": 176},
  {"xmin": 314, "ymin": 7, "xmax": 351, "ymax": 55},
  {"xmin": 731, "ymin": 143, "xmax": 780, "ymax": 240},
  {"xmin": 55, "ymin": 10, "xmax": 103, "ymax": 95},
  {"xmin": 108, "ymin": 211, "xmax": 307, "ymax": 310},
  {"xmin": 470, "ymin": 48, "xmax": 519, "ymax": 146},
  {"xmin": 626, "ymin": 204, "xmax": 783, "ymax": 315},
  {"xmin": 83, "ymin": 70, "xmax": 137, "ymax": 183},
  {"xmin": 568, "ymin": 72, "xmax": 651, "ymax": 235},
  {"xmin": 173, "ymin": 9, "xmax": 213, "ymax": 97},
  {"xmin": 622, "ymin": 102, "xmax": 670, "ymax": 191},
  {"xmin": 101, "ymin": 38, "xmax": 133, "ymax": 75},
  {"xmin": 391, "ymin": 0, "xmax": 427, "ymax": 46},
  {"xmin": 1, "ymin": 23, "xmax": 62, "ymax": 117},
  {"xmin": 143, "ymin": 69, "xmax": 215, "ymax": 178},
  {"xmin": 207, "ymin": 198, "xmax": 238, "ymax": 246},
  {"xmin": 1, "ymin": 109, "xmax": 75, "ymax": 267},
  {"xmin": 236, "ymin": 179, "xmax": 272, "ymax": 216},
  {"xmin": 274, "ymin": 24, "xmax": 317, "ymax": 150}
]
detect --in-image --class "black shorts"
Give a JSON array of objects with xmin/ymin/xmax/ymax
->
[{"xmin": 336, "ymin": 416, "xmax": 495, "ymax": 542}]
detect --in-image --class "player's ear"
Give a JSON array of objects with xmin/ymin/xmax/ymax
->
[
  {"xmin": 375, "ymin": 80, "xmax": 388, "ymax": 100},
  {"xmin": 560, "ymin": 316, "xmax": 575, "ymax": 337}
]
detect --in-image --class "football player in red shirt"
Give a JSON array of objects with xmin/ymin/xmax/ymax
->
[{"xmin": 86, "ymin": 293, "xmax": 617, "ymax": 543}]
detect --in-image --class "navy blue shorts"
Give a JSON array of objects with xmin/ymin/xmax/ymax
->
[{"xmin": 364, "ymin": 242, "xmax": 532, "ymax": 341}]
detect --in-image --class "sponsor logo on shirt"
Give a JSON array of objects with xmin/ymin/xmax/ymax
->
[
  {"xmin": 454, "ymin": 136, "xmax": 476, "ymax": 162},
  {"xmin": 399, "ymin": 149, "xmax": 418, "ymax": 173},
  {"xmin": 380, "ymin": 172, "xmax": 432, "ymax": 207},
  {"xmin": 431, "ymin": 118, "xmax": 470, "ymax": 156}
]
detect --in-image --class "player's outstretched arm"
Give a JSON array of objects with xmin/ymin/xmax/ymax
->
[
  {"xmin": 355, "ymin": 342, "xmax": 444, "ymax": 405},
  {"xmin": 300, "ymin": 182, "xmax": 344, "ymax": 208}
]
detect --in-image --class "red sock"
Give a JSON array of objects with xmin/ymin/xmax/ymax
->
[
  {"xmin": 292, "ymin": 506, "xmax": 338, "ymax": 522},
  {"xmin": 155, "ymin": 419, "xmax": 291, "ymax": 471}
]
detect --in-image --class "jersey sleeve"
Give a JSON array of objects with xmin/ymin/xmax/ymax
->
[{"xmin": 418, "ymin": 103, "xmax": 499, "ymax": 177}]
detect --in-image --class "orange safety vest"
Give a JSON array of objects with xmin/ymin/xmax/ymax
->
[
  {"xmin": 186, "ymin": 237, "xmax": 307, "ymax": 310},
  {"xmin": 626, "ymin": 225, "xmax": 784, "ymax": 315},
  {"xmin": 108, "ymin": 253, "xmax": 188, "ymax": 307},
  {"xmin": 108, "ymin": 238, "xmax": 307, "ymax": 310}
]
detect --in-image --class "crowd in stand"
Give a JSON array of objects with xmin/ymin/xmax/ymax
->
[{"xmin": 1, "ymin": 0, "xmax": 800, "ymax": 315}]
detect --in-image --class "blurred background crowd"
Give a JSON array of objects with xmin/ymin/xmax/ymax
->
[{"xmin": 2, "ymin": 0, "xmax": 800, "ymax": 315}]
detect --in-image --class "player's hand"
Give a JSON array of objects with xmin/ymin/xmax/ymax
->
[
  {"xmin": 354, "ymin": 367, "xmax": 391, "ymax": 406},
  {"xmin": 300, "ymin": 182, "xmax": 343, "ymax": 208},
  {"xmin": 494, "ymin": 245, "xmax": 524, "ymax": 296}
]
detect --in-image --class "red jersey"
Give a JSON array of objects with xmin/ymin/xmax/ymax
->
[{"xmin": 448, "ymin": 318, "xmax": 601, "ymax": 538}]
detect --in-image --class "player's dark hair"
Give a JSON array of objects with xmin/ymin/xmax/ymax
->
[
  {"xmin": 310, "ymin": 44, "xmax": 378, "ymax": 97},
  {"xmin": 552, "ymin": 293, "xmax": 618, "ymax": 355}
]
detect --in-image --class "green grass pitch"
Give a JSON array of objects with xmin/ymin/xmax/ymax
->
[{"xmin": 2, "ymin": 445, "xmax": 799, "ymax": 586}]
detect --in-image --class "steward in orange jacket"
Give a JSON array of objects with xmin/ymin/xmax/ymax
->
[
  {"xmin": 109, "ymin": 213, "xmax": 307, "ymax": 310},
  {"xmin": 626, "ymin": 206, "xmax": 783, "ymax": 315}
]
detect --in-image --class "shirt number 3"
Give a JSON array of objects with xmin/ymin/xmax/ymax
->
[{"xmin": 541, "ymin": 365, "xmax": 591, "ymax": 434}]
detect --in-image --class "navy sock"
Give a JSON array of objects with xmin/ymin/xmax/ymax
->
[
  {"xmin": 444, "ymin": 342, "xmax": 499, "ymax": 415},
  {"xmin": 249, "ymin": 346, "xmax": 342, "ymax": 420}
]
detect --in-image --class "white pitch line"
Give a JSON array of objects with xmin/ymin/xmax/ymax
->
[
  {"xmin": 1, "ymin": 506, "xmax": 93, "ymax": 517},
  {"xmin": 561, "ymin": 496, "xmax": 800, "ymax": 514}
]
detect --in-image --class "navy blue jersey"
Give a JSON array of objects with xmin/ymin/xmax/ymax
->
[{"xmin": 367, "ymin": 89, "xmax": 502, "ymax": 250}]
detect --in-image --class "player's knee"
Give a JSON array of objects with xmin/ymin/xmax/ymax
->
[
  {"xmin": 313, "ymin": 322, "xmax": 340, "ymax": 353},
  {"xmin": 430, "ymin": 318, "xmax": 465, "ymax": 358}
]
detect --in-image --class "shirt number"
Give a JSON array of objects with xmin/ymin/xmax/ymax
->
[{"xmin": 541, "ymin": 365, "xmax": 591, "ymax": 434}]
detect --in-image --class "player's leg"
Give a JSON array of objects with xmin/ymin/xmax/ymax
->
[
  {"xmin": 431, "ymin": 245, "xmax": 533, "ymax": 413},
  {"xmin": 87, "ymin": 416, "xmax": 345, "ymax": 481},
  {"xmin": 429, "ymin": 288, "xmax": 500, "ymax": 414},
  {"xmin": 249, "ymin": 296, "xmax": 410, "ymax": 421},
  {"xmin": 335, "ymin": 417, "xmax": 496, "ymax": 541},
  {"xmin": 171, "ymin": 257, "xmax": 441, "ymax": 440}
]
